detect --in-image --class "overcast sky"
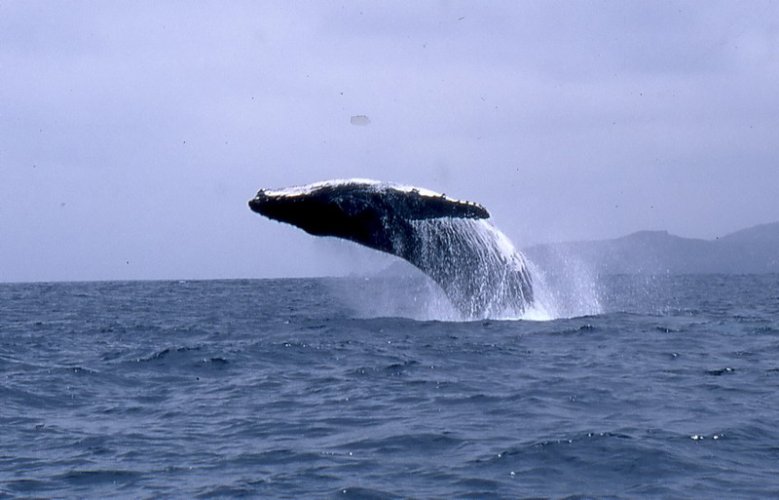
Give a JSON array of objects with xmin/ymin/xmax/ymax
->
[{"xmin": 2, "ymin": 1, "xmax": 778, "ymax": 282}]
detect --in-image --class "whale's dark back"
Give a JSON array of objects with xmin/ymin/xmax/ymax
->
[{"xmin": 249, "ymin": 180, "xmax": 532, "ymax": 319}]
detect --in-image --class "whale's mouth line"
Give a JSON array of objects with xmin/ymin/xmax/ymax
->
[{"xmin": 249, "ymin": 179, "xmax": 532, "ymax": 320}]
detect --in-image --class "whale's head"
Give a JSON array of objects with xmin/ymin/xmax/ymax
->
[{"xmin": 248, "ymin": 179, "xmax": 489, "ymax": 252}]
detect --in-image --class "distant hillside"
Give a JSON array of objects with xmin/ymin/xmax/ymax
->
[{"xmin": 524, "ymin": 222, "xmax": 779, "ymax": 275}]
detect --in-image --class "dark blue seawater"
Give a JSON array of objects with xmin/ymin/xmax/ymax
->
[{"xmin": 2, "ymin": 274, "xmax": 779, "ymax": 498}]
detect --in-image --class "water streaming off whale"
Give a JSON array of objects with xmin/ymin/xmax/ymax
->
[{"xmin": 407, "ymin": 218, "xmax": 533, "ymax": 320}]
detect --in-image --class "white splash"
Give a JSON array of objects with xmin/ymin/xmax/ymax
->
[
  {"xmin": 525, "ymin": 252, "xmax": 603, "ymax": 319},
  {"xmin": 328, "ymin": 216, "xmax": 602, "ymax": 322},
  {"xmin": 398, "ymin": 218, "xmax": 602, "ymax": 322},
  {"xmin": 409, "ymin": 218, "xmax": 535, "ymax": 320}
]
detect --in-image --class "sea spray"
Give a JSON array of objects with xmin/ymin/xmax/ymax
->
[
  {"xmin": 527, "ymin": 249, "xmax": 604, "ymax": 319},
  {"xmin": 408, "ymin": 218, "xmax": 534, "ymax": 320},
  {"xmin": 326, "ymin": 270, "xmax": 461, "ymax": 321},
  {"xmin": 327, "ymin": 218, "xmax": 602, "ymax": 321},
  {"xmin": 389, "ymin": 218, "xmax": 605, "ymax": 321}
]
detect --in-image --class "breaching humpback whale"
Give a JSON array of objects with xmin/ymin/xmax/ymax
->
[{"xmin": 249, "ymin": 179, "xmax": 533, "ymax": 319}]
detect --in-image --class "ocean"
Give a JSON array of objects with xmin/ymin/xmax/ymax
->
[{"xmin": 1, "ymin": 274, "xmax": 778, "ymax": 498}]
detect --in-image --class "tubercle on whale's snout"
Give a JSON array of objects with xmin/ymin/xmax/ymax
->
[
  {"xmin": 248, "ymin": 190, "xmax": 272, "ymax": 213},
  {"xmin": 248, "ymin": 195, "xmax": 261, "ymax": 212}
]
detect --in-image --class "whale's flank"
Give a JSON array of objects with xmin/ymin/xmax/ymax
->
[{"xmin": 249, "ymin": 179, "xmax": 533, "ymax": 319}]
